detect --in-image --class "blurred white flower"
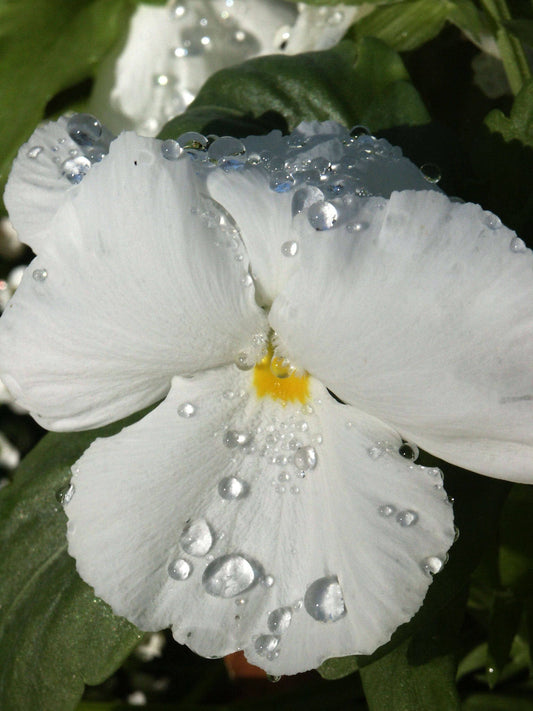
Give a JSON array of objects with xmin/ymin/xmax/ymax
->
[
  {"xmin": 89, "ymin": 1, "xmax": 360, "ymax": 135},
  {"xmin": 2, "ymin": 117, "xmax": 532, "ymax": 675}
]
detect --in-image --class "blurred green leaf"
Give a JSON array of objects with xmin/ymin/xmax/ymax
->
[
  {"xmin": 486, "ymin": 592, "xmax": 522, "ymax": 685},
  {"xmin": 448, "ymin": 0, "xmax": 490, "ymax": 44},
  {"xmin": 505, "ymin": 19, "xmax": 533, "ymax": 48},
  {"xmin": 160, "ymin": 38, "xmax": 429, "ymax": 140},
  {"xmin": 499, "ymin": 485, "xmax": 533, "ymax": 594},
  {"xmin": 0, "ymin": 0, "xmax": 134, "ymax": 207},
  {"xmin": 462, "ymin": 688, "xmax": 533, "ymax": 711},
  {"xmin": 0, "ymin": 418, "xmax": 146, "ymax": 711},
  {"xmin": 318, "ymin": 655, "xmax": 358, "ymax": 680}
]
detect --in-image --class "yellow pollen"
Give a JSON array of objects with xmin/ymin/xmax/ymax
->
[{"xmin": 253, "ymin": 346, "xmax": 309, "ymax": 404}]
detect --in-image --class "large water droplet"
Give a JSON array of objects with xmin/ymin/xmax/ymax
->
[
  {"xmin": 421, "ymin": 556, "xmax": 444, "ymax": 576},
  {"xmin": 180, "ymin": 518, "xmax": 213, "ymax": 557},
  {"xmin": 398, "ymin": 442, "xmax": 419, "ymax": 461},
  {"xmin": 281, "ymin": 240, "xmax": 298, "ymax": 257},
  {"xmin": 178, "ymin": 402, "xmax": 196, "ymax": 418},
  {"xmin": 67, "ymin": 114, "xmax": 103, "ymax": 147},
  {"xmin": 202, "ymin": 554, "xmax": 256, "ymax": 598},
  {"xmin": 168, "ymin": 558, "xmax": 192, "ymax": 580},
  {"xmin": 268, "ymin": 607, "xmax": 292, "ymax": 634},
  {"xmin": 218, "ymin": 476, "xmax": 248, "ymax": 500},
  {"xmin": 235, "ymin": 351, "xmax": 255, "ymax": 371},
  {"xmin": 254, "ymin": 634, "xmax": 279, "ymax": 656},
  {"xmin": 61, "ymin": 155, "xmax": 91, "ymax": 184},
  {"xmin": 177, "ymin": 132, "xmax": 208, "ymax": 152},
  {"xmin": 294, "ymin": 445, "xmax": 317, "ymax": 472},
  {"xmin": 396, "ymin": 510, "xmax": 418, "ymax": 527},
  {"xmin": 308, "ymin": 201, "xmax": 338, "ymax": 231},
  {"xmin": 304, "ymin": 576, "xmax": 346, "ymax": 622},
  {"xmin": 484, "ymin": 213, "xmax": 502, "ymax": 230},
  {"xmin": 291, "ymin": 185, "xmax": 324, "ymax": 217},
  {"xmin": 223, "ymin": 430, "xmax": 253, "ymax": 449},
  {"xmin": 350, "ymin": 125, "xmax": 370, "ymax": 139},
  {"xmin": 420, "ymin": 163, "xmax": 441, "ymax": 183},
  {"xmin": 207, "ymin": 136, "xmax": 246, "ymax": 167},
  {"xmin": 510, "ymin": 236, "xmax": 527, "ymax": 253},
  {"xmin": 161, "ymin": 139, "xmax": 183, "ymax": 161}
]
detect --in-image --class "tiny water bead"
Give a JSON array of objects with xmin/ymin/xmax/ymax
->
[
  {"xmin": 235, "ymin": 350, "xmax": 255, "ymax": 371},
  {"xmin": 421, "ymin": 556, "xmax": 444, "ymax": 576},
  {"xmin": 378, "ymin": 504, "xmax": 396, "ymax": 517},
  {"xmin": 168, "ymin": 558, "xmax": 192, "ymax": 580},
  {"xmin": 398, "ymin": 442, "xmax": 419, "ymax": 461},
  {"xmin": 281, "ymin": 240, "xmax": 298, "ymax": 257},
  {"xmin": 218, "ymin": 476, "xmax": 248, "ymax": 500},
  {"xmin": 61, "ymin": 155, "xmax": 91, "ymax": 184},
  {"xmin": 270, "ymin": 172, "xmax": 295, "ymax": 193},
  {"xmin": 202, "ymin": 554, "xmax": 256, "ymax": 598},
  {"xmin": 180, "ymin": 518, "xmax": 213, "ymax": 556},
  {"xmin": 396, "ymin": 510, "xmax": 419, "ymax": 527},
  {"xmin": 253, "ymin": 346, "xmax": 309, "ymax": 404},
  {"xmin": 67, "ymin": 113, "xmax": 102, "ymax": 147},
  {"xmin": 307, "ymin": 200, "xmax": 338, "ymax": 231},
  {"xmin": 177, "ymin": 402, "xmax": 196, "ymax": 418},
  {"xmin": 27, "ymin": 145, "xmax": 43, "ymax": 159},
  {"xmin": 268, "ymin": 607, "xmax": 292, "ymax": 634},
  {"xmin": 293, "ymin": 445, "xmax": 317, "ymax": 472},
  {"xmin": 161, "ymin": 139, "xmax": 183, "ymax": 161},
  {"xmin": 255, "ymin": 634, "xmax": 279, "ymax": 657},
  {"xmin": 55, "ymin": 483, "xmax": 75, "ymax": 505},
  {"xmin": 32, "ymin": 268, "xmax": 48, "ymax": 282},
  {"xmin": 262, "ymin": 574, "xmax": 275, "ymax": 588},
  {"xmin": 510, "ymin": 236, "xmax": 527, "ymax": 253},
  {"xmin": 349, "ymin": 125, "xmax": 370, "ymax": 139},
  {"xmin": 484, "ymin": 212, "xmax": 502, "ymax": 230},
  {"xmin": 223, "ymin": 429, "xmax": 253, "ymax": 448},
  {"xmin": 304, "ymin": 576, "xmax": 346, "ymax": 623},
  {"xmin": 420, "ymin": 163, "xmax": 442, "ymax": 184}
]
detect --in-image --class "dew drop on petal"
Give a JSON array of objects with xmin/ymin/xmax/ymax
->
[
  {"xmin": 268, "ymin": 607, "xmax": 292, "ymax": 634},
  {"xmin": 168, "ymin": 558, "xmax": 192, "ymax": 580},
  {"xmin": 55, "ymin": 483, "xmax": 75, "ymax": 505},
  {"xmin": 484, "ymin": 212, "xmax": 502, "ymax": 230},
  {"xmin": 235, "ymin": 351, "xmax": 255, "ymax": 371},
  {"xmin": 178, "ymin": 402, "xmax": 196, "ymax": 418},
  {"xmin": 27, "ymin": 145, "xmax": 43, "ymax": 159},
  {"xmin": 421, "ymin": 556, "xmax": 444, "ymax": 576},
  {"xmin": 294, "ymin": 445, "xmax": 317, "ymax": 471},
  {"xmin": 207, "ymin": 136, "xmax": 246, "ymax": 167},
  {"xmin": 61, "ymin": 155, "xmax": 92, "ymax": 184},
  {"xmin": 223, "ymin": 429, "xmax": 253, "ymax": 449},
  {"xmin": 396, "ymin": 510, "xmax": 418, "ymax": 527},
  {"xmin": 255, "ymin": 634, "xmax": 279, "ymax": 656},
  {"xmin": 180, "ymin": 518, "xmax": 213, "ymax": 557},
  {"xmin": 270, "ymin": 172, "xmax": 295, "ymax": 193},
  {"xmin": 510, "ymin": 236, "xmax": 527, "ymax": 253},
  {"xmin": 281, "ymin": 240, "xmax": 298, "ymax": 257},
  {"xmin": 202, "ymin": 554, "xmax": 256, "ymax": 598},
  {"xmin": 161, "ymin": 139, "xmax": 183, "ymax": 160},
  {"xmin": 398, "ymin": 442, "xmax": 419, "ymax": 461},
  {"xmin": 291, "ymin": 185, "xmax": 324, "ymax": 217},
  {"xmin": 262, "ymin": 574, "xmax": 275, "ymax": 588},
  {"xmin": 32, "ymin": 268, "xmax": 48, "ymax": 282},
  {"xmin": 304, "ymin": 576, "xmax": 346, "ymax": 623},
  {"xmin": 218, "ymin": 476, "xmax": 248, "ymax": 500},
  {"xmin": 307, "ymin": 201, "xmax": 338, "ymax": 231},
  {"xmin": 67, "ymin": 113, "xmax": 103, "ymax": 147},
  {"xmin": 420, "ymin": 163, "xmax": 441, "ymax": 183},
  {"xmin": 350, "ymin": 125, "xmax": 370, "ymax": 138},
  {"xmin": 378, "ymin": 504, "xmax": 396, "ymax": 517},
  {"xmin": 177, "ymin": 132, "xmax": 208, "ymax": 151}
]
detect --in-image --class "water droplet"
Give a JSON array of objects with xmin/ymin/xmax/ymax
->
[
  {"xmin": 290, "ymin": 486, "xmax": 300, "ymax": 495},
  {"xmin": 421, "ymin": 556, "xmax": 443, "ymax": 576},
  {"xmin": 32, "ymin": 268, "xmax": 48, "ymax": 282},
  {"xmin": 255, "ymin": 634, "xmax": 279, "ymax": 656},
  {"xmin": 168, "ymin": 558, "xmax": 192, "ymax": 580},
  {"xmin": 396, "ymin": 510, "xmax": 418, "ymax": 527},
  {"xmin": 180, "ymin": 518, "xmax": 213, "ymax": 556},
  {"xmin": 420, "ymin": 163, "xmax": 441, "ymax": 183},
  {"xmin": 67, "ymin": 113, "xmax": 102, "ymax": 147},
  {"xmin": 398, "ymin": 442, "xmax": 419, "ymax": 461},
  {"xmin": 241, "ymin": 273, "xmax": 253, "ymax": 287},
  {"xmin": 368, "ymin": 444, "xmax": 385, "ymax": 460},
  {"xmin": 208, "ymin": 136, "xmax": 246, "ymax": 167},
  {"xmin": 484, "ymin": 213, "xmax": 502, "ymax": 230},
  {"xmin": 56, "ymin": 483, "xmax": 75, "ymax": 505},
  {"xmin": 178, "ymin": 402, "xmax": 196, "ymax": 418},
  {"xmin": 61, "ymin": 155, "xmax": 91, "ymax": 184},
  {"xmin": 268, "ymin": 607, "xmax": 292, "ymax": 634},
  {"xmin": 350, "ymin": 125, "xmax": 370, "ymax": 139},
  {"xmin": 235, "ymin": 351, "xmax": 255, "ymax": 370},
  {"xmin": 270, "ymin": 172, "xmax": 295, "ymax": 193},
  {"xmin": 235, "ymin": 597, "xmax": 247, "ymax": 606},
  {"xmin": 177, "ymin": 132, "xmax": 208, "ymax": 152},
  {"xmin": 346, "ymin": 221, "xmax": 368, "ymax": 233},
  {"xmin": 262, "ymin": 574, "xmax": 275, "ymax": 588},
  {"xmin": 304, "ymin": 576, "xmax": 346, "ymax": 622},
  {"xmin": 294, "ymin": 445, "xmax": 317, "ymax": 472},
  {"xmin": 223, "ymin": 430, "xmax": 253, "ymax": 449},
  {"xmin": 153, "ymin": 73, "xmax": 169, "ymax": 87},
  {"xmin": 27, "ymin": 145, "xmax": 43, "ymax": 159},
  {"xmin": 218, "ymin": 476, "xmax": 248, "ymax": 500},
  {"xmin": 510, "ymin": 236, "xmax": 527, "ymax": 253},
  {"xmin": 291, "ymin": 185, "xmax": 323, "ymax": 217},
  {"xmin": 378, "ymin": 504, "xmax": 396, "ymax": 517},
  {"xmin": 202, "ymin": 554, "xmax": 256, "ymax": 598},
  {"xmin": 161, "ymin": 139, "xmax": 183, "ymax": 161},
  {"xmin": 281, "ymin": 240, "xmax": 298, "ymax": 257},
  {"xmin": 308, "ymin": 201, "xmax": 338, "ymax": 231}
]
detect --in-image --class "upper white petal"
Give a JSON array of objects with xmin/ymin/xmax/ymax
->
[
  {"xmin": 286, "ymin": 4, "xmax": 362, "ymax": 54},
  {"xmin": 67, "ymin": 366, "xmax": 454, "ymax": 676},
  {"xmin": 0, "ymin": 131, "xmax": 267, "ymax": 430},
  {"xmin": 271, "ymin": 190, "xmax": 533, "ymax": 483}
]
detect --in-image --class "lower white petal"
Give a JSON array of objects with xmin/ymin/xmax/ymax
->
[{"xmin": 67, "ymin": 366, "xmax": 454, "ymax": 675}]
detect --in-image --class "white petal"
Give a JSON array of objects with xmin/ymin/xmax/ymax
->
[
  {"xmin": 271, "ymin": 190, "xmax": 533, "ymax": 483},
  {"xmin": 67, "ymin": 367, "xmax": 454, "ymax": 676},
  {"xmin": 4, "ymin": 118, "xmax": 87, "ymax": 250},
  {"xmin": 0, "ymin": 132, "xmax": 267, "ymax": 430},
  {"xmin": 89, "ymin": 1, "xmax": 299, "ymax": 136},
  {"xmin": 285, "ymin": 4, "xmax": 361, "ymax": 54}
]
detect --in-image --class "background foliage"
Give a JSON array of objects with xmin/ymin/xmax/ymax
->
[{"xmin": 1, "ymin": 0, "xmax": 532, "ymax": 709}]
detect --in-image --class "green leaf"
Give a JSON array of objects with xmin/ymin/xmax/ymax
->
[
  {"xmin": 159, "ymin": 38, "xmax": 429, "ymax": 140},
  {"xmin": 347, "ymin": 0, "xmax": 449, "ymax": 52},
  {"xmin": 447, "ymin": 0, "xmax": 490, "ymax": 44},
  {"xmin": 486, "ymin": 592, "xmax": 523, "ymax": 684},
  {"xmin": 0, "ymin": 0, "xmax": 135, "ymax": 207},
  {"xmin": 0, "ymin": 419, "xmax": 146, "ymax": 711},
  {"xmin": 505, "ymin": 19, "xmax": 533, "ymax": 48},
  {"xmin": 318, "ymin": 655, "xmax": 358, "ymax": 680},
  {"xmin": 463, "ymin": 690, "xmax": 533, "ymax": 711},
  {"xmin": 499, "ymin": 484, "xmax": 533, "ymax": 595}
]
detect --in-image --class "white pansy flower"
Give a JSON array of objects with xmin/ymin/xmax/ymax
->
[
  {"xmin": 1, "ymin": 116, "xmax": 533, "ymax": 677},
  {"xmin": 89, "ymin": 0, "xmax": 361, "ymax": 135}
]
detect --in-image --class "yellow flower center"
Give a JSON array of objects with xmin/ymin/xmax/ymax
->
[{"xmin": 253, "ymin": 345, "xmax": 309, "ymax": 404}]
